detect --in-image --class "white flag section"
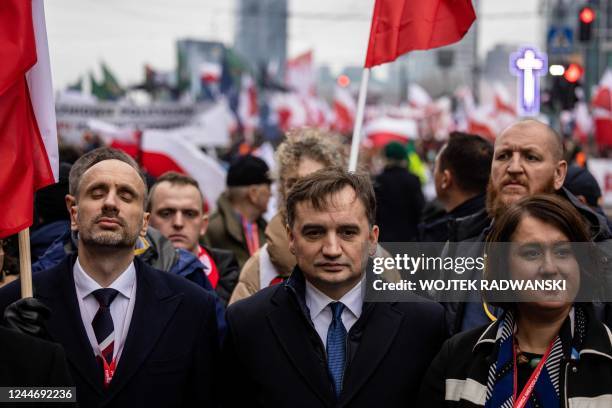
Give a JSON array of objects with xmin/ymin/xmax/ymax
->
[
  {"xmin": 238, "ymin": 74, "xmax": 258, "ymax": 130},
  {"xmin": 183, "ymin": 99, "xmax": 235, "ymax": 148},
  {"xmin": 199, "ymin": 61, "xmax": 221, "ymax": 83},
  {"xmin": 364, "ymin": 116, "xmax": 418, "ymax": 148},
  {"xmin": 141, "ymin": 130, "xmax": 227, "ymax": 210},
  {"xmin": 285, "ymin": 51, "xmax": 315, "ymax": 97},
  {"xmin": 588, "ymin": 159, "xmax": 612, "ymax": 207},
  {"xmin": 88, "ymin": 118, "xmax": 227, "ymax": 210},
  {"xmin": 407, "ymin": 83, "xmax": 432, "ymax": 108},
  {"xmin": 26, "ymin": 0, "xmax": 58, "ymax": 181},
  {"xmin": 333, "ymin": 86, "xmax": 356, "ymax": 133},
  {"xmin": 493, "ymin": 82, "xmax": 516, "ymax": 115},
  {"xmin": 88, "ymin": 119, "xmax": 138, "ymax": 144}
]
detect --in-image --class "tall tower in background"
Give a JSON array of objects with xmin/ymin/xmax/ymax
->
[{"xmin": 234, "ymin": 0, "xmax": 288, "ymax": 81}]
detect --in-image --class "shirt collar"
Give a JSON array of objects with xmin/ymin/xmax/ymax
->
[
  {"xmin": 305, "ymin": 278, "xmax": 363, "ymax": 321},
  {"xmin": 73, "ymin": 257, "xmax": 136, "ymax": 300}
]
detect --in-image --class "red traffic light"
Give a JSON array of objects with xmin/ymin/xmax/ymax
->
[
  {"xmin": 563, "ymin": 63, "xmax": 583, "ymax": 83},
  {"xmin": 579, "ymin": 7, "xmax": 595, "ymax": 24}
]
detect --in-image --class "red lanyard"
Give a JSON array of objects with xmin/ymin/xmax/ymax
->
[
  {"xmin": 242, "ymin": 218, "xmax": 259, "ymax": 256},
  {"xmin": 102, "ymin": 356, "xmax": 117, "ymax": 388},
  {"xmin": 512, "ymin": 337, "xmax": 555, "ymax": 408}
]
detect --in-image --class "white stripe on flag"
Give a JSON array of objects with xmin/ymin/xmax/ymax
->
[{"xmin": 26, "ymin": 0, "xmax": 58, "ymax": 182}]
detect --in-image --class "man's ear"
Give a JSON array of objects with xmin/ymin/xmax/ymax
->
[
  {"xmin": 200, "ymin": 214, "xmax": 209, "ymax": 236},
  {"xmin": 368, "ymin": 225, "xmax": 380, "ymax": 256},
  {"xmin": 286, "ymin": 224, "xmax": 296, "ymax": 255},
  {"xmin": 247, "ymin": 185, "xmax": 258, "ymax": 203},
  {"xmin": 553, "ymin": 160, "xmax": 568, "ymax": 190},
  {"xmin": 65, "ymin": 194, "xmax": 78, "ymax": 232},
  {"xmin": 441, "ymin": 169, "xmax": 452, "ymax": 189},
  {"xmin": 140, "ymin": 212, "xmax": 150, "ymax": 238}
]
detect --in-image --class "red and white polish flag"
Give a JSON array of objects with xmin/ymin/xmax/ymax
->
[
  {"xmin": 332, "ymin": 86, "xmax": 357, "ymax": 134},
  {"xmin": 592, "ymin": 69, "xmax": 612, "ymax": 149},
  {"xmin": 0, "ymin": 0, "xmax": 58, "ymax": 238}
]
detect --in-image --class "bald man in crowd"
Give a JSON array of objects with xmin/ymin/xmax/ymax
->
[{"xmin": 440, "ymin": 119, "xmax": 612, "ymax": 334}]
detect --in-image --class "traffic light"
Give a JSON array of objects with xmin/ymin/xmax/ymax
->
[
  {"xmin": 563, "ymin": 63, "xmax": 584, "ymax": 83},
  {"xmin": 578, "ymin": 6, "xmax": 595, "ymax": 42},
  {"xmin": 549, "ymin": 62, "xmax": 583, "ymax": 111}
]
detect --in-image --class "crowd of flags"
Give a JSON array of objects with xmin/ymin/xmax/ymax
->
[{"xmin": 1, "ymin": 0, "xmax": 611, "ymax": 243}]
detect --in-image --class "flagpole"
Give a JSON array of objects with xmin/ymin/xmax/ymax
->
[
  {"xmin": 348, "ymin": 68, "xmax": 370, "ymax": 172},
  {"xmin": 17, "ymin": 229, "xmax": 33, "ymax": 298}
]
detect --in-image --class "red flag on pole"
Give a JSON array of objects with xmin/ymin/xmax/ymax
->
[
  {"xmin": 0, "ymin": 0, "xmax": 58, "ymax": 238},
  {"xmin": 364, "ymin": 0, "xmax": 476, "ymax": 68}
]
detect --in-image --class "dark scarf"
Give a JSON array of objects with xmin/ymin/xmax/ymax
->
[{"xmin": 485, "ymin": 305, "xmax": 587, "ymax": 407}]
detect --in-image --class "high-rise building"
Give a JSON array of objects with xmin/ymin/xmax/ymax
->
[{"xmin": 234, "ymin": 0, "xmax": 288, "ymax": 81}]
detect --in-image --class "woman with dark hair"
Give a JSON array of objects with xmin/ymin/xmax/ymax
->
[{"xmin": 418, "ymin": 194, "xmax": 612, "ymax": 407}]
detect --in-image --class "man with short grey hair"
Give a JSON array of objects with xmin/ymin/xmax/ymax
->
[{"xmin": 0, "ymin": 147, "xmax": 219, "ymax": 407}]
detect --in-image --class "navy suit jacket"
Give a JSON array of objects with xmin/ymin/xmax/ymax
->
[
  {"xmin": 222, "ymin": 268, "xmax": 447, "ymax": 407},
  {"xmin": 0, "ymin": 255, "xmax": 219, "ymax": 408}
]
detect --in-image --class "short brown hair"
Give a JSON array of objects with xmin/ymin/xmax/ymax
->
[
  {"xmin": 147, "ymin": 171, "xmax": 203, "ymax": 212},
  {"xmin": 69, "ymin": 147, "xmax": 146, "ymax": 198},
  {"xmin": 285, "ymin": 168, "xmax": 376, "ymax": 228},
  {"xmin": 484, "ymin": 194, "xmax": 599, "ymax": 306}
]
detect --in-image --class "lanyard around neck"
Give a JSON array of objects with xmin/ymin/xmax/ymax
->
[{"xmin": 512, "ymin": 336, "xmax": 555, "ymax": 408}]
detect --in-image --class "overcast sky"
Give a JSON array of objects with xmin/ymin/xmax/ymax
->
[{"xmin": 45, "ymin": 0, "xmax": 543, "ymax": 90}]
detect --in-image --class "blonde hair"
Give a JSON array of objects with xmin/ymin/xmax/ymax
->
[{"xmin": 276, "ymin": 128, "xmax": 346, "ymax": 207}]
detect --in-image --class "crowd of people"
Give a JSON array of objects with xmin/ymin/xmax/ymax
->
[{"xmin": 0, "ymin": 120, "xmax": 610, "ymax": 407}]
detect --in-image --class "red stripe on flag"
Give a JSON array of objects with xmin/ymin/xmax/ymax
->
[
  {"xmin": 368, "ymin": 132, "xmax": 410, "ymax": 148},
  {"xmin": 364, "ymin": 0, "xmax": 476, "ymax": 68},
  {"xmin": 0, "ymin": 0, "xmax": 55, "ymax": 238},
  {"xmin": 595, "ymin": 118, "xmax": 612, "ymax": 148},
  {"xmin": 110, "ymin": 141, "xmax": 186, "ymax": 176}
]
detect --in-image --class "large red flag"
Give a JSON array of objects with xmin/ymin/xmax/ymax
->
[
  {"xmin": 365, "ymin": 0, "xmax": 476, "ymax": 68},
  {"xmin": 0, "ymin": 0, "xmax": 57, "ymax": 238}
]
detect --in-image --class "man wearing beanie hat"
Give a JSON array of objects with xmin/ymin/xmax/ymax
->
[
  {"xmin": 374, "ymin": 141, "xmax": 424, "ymax": 244},
  {"xmin": 205, "ymin": 155, "xmax": 272, "ymax": 268}
]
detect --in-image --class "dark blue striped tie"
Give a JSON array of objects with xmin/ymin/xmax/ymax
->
[
  {"xmin": 92, "ymin": 288, "xmax": 119, "ymax": 365},
  {"xmin": 326, "ymin": 302, "xmax": 347, "ymax": 398}
]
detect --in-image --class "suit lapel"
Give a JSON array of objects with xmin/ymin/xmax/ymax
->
[
  {"xmin": 267, "ymin": 292, "xmax": 335, "ymax": 405},
  {"xmin": 37, "ymin": 257, "xmax": 104, "ymax": 396},
  {"xmin": 340, "ymin": 303, "xmax": 403, "ymax": 404},
  {"xmin": 103, "ymin": 260, "xmax": 182, "ymax": 403}
]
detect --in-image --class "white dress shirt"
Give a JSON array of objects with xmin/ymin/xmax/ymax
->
[
  {"xmin": 73, "ymin": 257, "xmax": 137, "ymax": 363},
  {"xmin": 305, "ymin": 279, "xmax": 363, "ymax": 350}
]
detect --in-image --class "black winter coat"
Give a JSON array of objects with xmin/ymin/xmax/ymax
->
[
  {"xmin": 418, "ymin": 305, "xmax": 612, "ymax": 407},
  {"xmin": 375, "ymin": 165, "xmax": 424, "ymax": 243}
]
